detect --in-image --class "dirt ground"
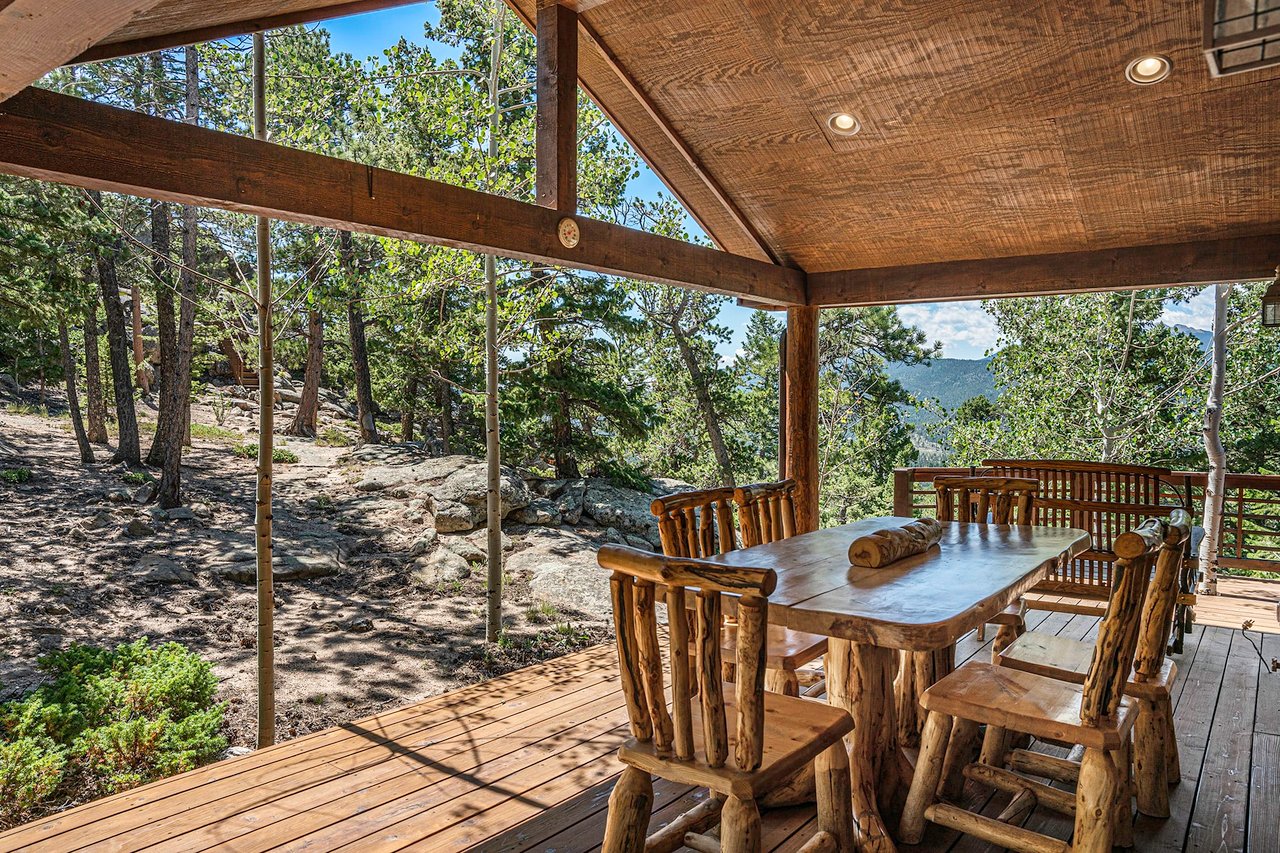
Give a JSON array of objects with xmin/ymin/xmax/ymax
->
[{"xmin": 0, "ymin": 401, "xmax": 610, "ymax": 748}]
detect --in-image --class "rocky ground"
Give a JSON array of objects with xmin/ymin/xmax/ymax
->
[{"xmin": 0, "ymin": 382, "xmax": 685, "ymax": 747}]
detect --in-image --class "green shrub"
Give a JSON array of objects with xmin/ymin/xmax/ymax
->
[
  {"xmin": 316, "ymin": 427, "xmax": 353, "ymax": 447},
  {"xmin": 189, "ymin": 423, "xmax": 241, "ymax": 443},
  {"xmin": 1, "ymin": 468, "xmax": 31, "ymax": 485},
  {"xmin": 0, "ymin": 639, "xmax": 226, "ymax": 828},
  {"xmin": 591, "ymin": 459, "xmax": 652, "ymax": 493},
  {"xmin": 121, "ymin": 471, "xmax": 151, "ymax": 486},
  {"xmin": 233, "ymin": 443, "xmax": 299, "ymax": 463}
]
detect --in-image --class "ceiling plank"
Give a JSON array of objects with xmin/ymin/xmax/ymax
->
[
  {"xmin": 71, "ymin": 0, "xmax": 421, "ymax": 65},
  {"xmin": 536, "ymin": 1, "xmax": 577, "ymax": 213},
  {"xmin": 0, "ymin": 0, "xmax": 165, "ymax": 101},
  {"xmin": 808, "ymin": 236, "xmax": 1280, "ymax": 306},
  {"xmin": 0, "ymin": 86, "xmax": 804, "ymax": 305}
]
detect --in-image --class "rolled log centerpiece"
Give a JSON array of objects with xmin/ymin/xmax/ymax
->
[{"xmin": 848, "ymin": 517, "xmax": 945, "ymax": 568}]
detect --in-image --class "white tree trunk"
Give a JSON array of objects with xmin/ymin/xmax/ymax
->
[
  {"xmin": 253, "ymin": 31, "xmax": 276, "ymax": 746},
  {"xmin": 483, "ymin": 7, "xmax": 506, "ymax": 644},
  {"xmin": 1199, "ymin": 283, "xmax": 1231, "ymax": 595}
]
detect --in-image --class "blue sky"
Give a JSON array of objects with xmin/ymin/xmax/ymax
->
[{"xmin": 324, "ymin": 5, "xmax": 1218, "ymax": 362}]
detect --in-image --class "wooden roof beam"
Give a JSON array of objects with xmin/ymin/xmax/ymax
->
[
  {"xmin": 0, "ymin": 86, "xmax": 804, "ymax": 305},
  {"xmin": 536, "ymin": 1, "xmax": 577, "ymax": 213},
  {"xmin": 0, "ymin": 0, "xmax": 167, "ymax": 101},
  {"xmin": 70, "ymin": 0, "xmax": 424, "ymax": 65},
  {"xmin": 808, "ymin": 236, "xmax": 1280, "ymax": 306}
]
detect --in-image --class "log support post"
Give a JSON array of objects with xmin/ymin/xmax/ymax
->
[
  {"xmin": 786, "ymin": 306, "xmax": 819, "ymax": 532},
  {"xmin": 535, "ymin": 1, "xmax": 577, "ymax": 213}
]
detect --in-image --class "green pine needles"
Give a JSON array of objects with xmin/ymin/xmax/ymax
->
[{"xmin": 0, "ymin": 639, "xmax": 227, "ymax": 828}]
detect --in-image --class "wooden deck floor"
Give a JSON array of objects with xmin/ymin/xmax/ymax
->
[{"xmin": 2, "ymin": 606, "xmax": 1276, "ymax": 852}]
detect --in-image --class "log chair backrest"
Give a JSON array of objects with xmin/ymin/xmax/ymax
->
[
  {"xmin": 1079, "ymin": 513, "xmax": 1187, "ymax": 726},
  {"xmin": 651, "ymin": 487, "xmax": 739, "ymax": 558},
  {"xmin": 733, "ymin": 479, "xmax": 798, "ymax": 547},
  {"xmin": 933, "ymin": 476, "xmax": 1039, "ymax": 526},
  {"xmin": 1132, "ymin": 509, "xmax": 1193, "ymax": 683},
  {"xmin": 598, "ymin": 544, "xmax": 777, "ymax": 772}
]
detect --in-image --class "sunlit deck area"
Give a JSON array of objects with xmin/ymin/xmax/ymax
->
[{"xmin": 3, "ymin": 584, "xmax": 1274, "ymax": 853}]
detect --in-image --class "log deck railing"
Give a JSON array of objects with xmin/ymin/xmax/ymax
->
[{"xmin": 893, "ymin": 466, "xmax": 1280, "ymax": 575}]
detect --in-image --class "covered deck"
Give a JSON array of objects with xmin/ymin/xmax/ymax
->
[{"xmin": 3, "ymin": 603, "xmax": 1274, "ymax": 852}]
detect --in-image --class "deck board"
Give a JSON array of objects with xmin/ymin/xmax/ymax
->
[{"xmin": 0, "ymin": 619, "xmax": 1275, "ymax": 852}]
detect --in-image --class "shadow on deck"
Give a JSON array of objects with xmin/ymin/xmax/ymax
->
[{"xmin": 1, "ymin": 586, "xmax": 1276, "ymax": 852}]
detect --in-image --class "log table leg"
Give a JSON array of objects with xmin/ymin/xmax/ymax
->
[
  {"xmin": 828, "ymin": 638, "xmax": 904, "ymax": 853},
  {"xmin": 895, "ymin": 646, "xmax": 955, "ymax": 748}
]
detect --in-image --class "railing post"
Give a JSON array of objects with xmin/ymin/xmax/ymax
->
[{"xmin": 893, "ymin": 468, "xmax": 916, "ymax": 517}]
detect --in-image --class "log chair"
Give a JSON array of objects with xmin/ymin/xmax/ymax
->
[
  {"xmin": 897, "ymin": 516, "xmax": 1173, "ymax": 853},
  {"xmin": 652, "ymin": 484, "xmax": 827, "ymax": 697},
  {"xmin": 934, "ymin": 476, "xmax": 1040, "ymax": 658},
  {"xmin": 597, "ymin": 545, "xmax": 855, "ymax": 853},
  {"xmin": 996, "ymin": 509, "xmax": 1192, "ymax": 818}
]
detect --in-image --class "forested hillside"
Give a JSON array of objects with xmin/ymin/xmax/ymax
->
[{"xmin": 0, "ymin": 0, "xmax": 1276, "ymax": 523}]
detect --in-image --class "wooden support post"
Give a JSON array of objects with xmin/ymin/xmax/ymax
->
[
  {"xmin": 251, "ymin": 30, "xmax": 275, "ymax": 750},
  {"xmin": 535, "ymin": 1, "xmax": 577, "ymax": 212},
  {"xmin": 785, "ymin": 307, "xmax": 819, "ymax": 532}
]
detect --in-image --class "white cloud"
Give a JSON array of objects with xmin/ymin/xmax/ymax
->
[
  {"xmin": 1160, "ymin": 287, "xmax": 1216, "ymax": 331},
  {"xmin": 897, "ymin": 302, "xmax": 999, "ymax": 359}
]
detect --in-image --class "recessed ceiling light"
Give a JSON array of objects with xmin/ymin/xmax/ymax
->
[
  {"xmin": 1125, "ymin": 54, "xmax": 1172, "ymax": 85},
  {"xmin": 828, "ymin": 112, "xmax": 861, "ymax": 136}
]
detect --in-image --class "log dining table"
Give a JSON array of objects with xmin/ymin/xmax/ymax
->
[{"xmin": 700, "ymin": 515, "xmax": 1090, "ymax": 853}]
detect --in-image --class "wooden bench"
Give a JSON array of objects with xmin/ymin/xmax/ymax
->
[{"xmin": 981, "ymin": 459, "xmax": 1201, "ymax": 652}]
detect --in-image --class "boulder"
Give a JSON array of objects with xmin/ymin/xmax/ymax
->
[
  {"xmin": 505, "ymin": 527, "xmax": 608, "ymax": 616},
  {"xmin": 132, "ymin": 482, "xmax": 156, "ymax": 504},
  {"xmin": 412, "ymin": 548, "xmax": 471, "ymax": 586},
  {"xmin": 432, "ymin": 500, "xmax": 475, "ymax": 533},
  {"xmin": 124, "ymin": 518, "xmax": 155, "ymax": 538},
  {"xmin": 83, "ymin": 510, "xmax": 114, "ymax": 531},
  {"xmin": 510, "ymin": 497, "xmax": 561, "ymax": 526},
  {"xmin": 408, "ymin": 527, "xmax": 439, "ymax": 557},
  {"xmin": 440, "ymin": 534, "xmax": 485, "ymax": 563},
  {"xmin": 190, "ymin": 502, "xmax": 213, "ymax": 519},
  {"xmin": 132, "ymin": 554, "xmax": 195, "ymax": 585},
  {"xmin": 624, "ymin": 534, "xmax": 655, "ymax": 551},
  {"xmin": 165, "ymin": 506, "xmax": 197, "ymax": 521},
  {"xmin": 431, "ymin": 463, "xmax": 530, "ymax": 517},
  {"xmin": 555, "ymin": 480, "xmax": 587, "ymax": 525},
  {"xmin": 211, "ymin": 546, "xmax": 341, "ymax": 583},
  {"xmin": 346, "ymin": 616, "xmax": 374, "ymax": 633},
  {"xmin": 581, "ymin": 480, "xmax": 662, "ymax": 546}
]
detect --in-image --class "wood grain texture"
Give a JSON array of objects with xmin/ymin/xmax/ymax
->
[
  {"xmin": 535, "ymin": 1, "xmax": 577, "ymax": 212},
  {"xmin": 71, "ymin": 0, "xmax": 416, "ymax": 63},
  {"xmin": 0, "ymin": 0, "xmax": 165, "ymax": 101},
  {"xmin": 784, "ymin": 308, "xmax": 819, "ymax": 534},
  {"xmin": 809, "ymin": 235, "xmax": 1280, "ymax": 306},
  {"xmin": 847, "ymin": 517, "xmax": 944, "ymax": 568},
  {"xmin": 700, "ymin": 515, "xmax": 1088, "ymax": 650},
  {"xmin": 0, "ymin": 87, "xmax": 805, "ymax": 306}
]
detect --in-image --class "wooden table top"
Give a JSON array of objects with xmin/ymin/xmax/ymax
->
[{"xmin": 703, "ymin": 516, "xmax": 1090, "ymax": 651}]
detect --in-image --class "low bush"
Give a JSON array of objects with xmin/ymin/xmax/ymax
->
[
  {"xmin": 233, "ymin": 443, "xmax": 300, "ymax": 463},
  {"xmin": 0, "ymin": 639, "xmax": 226, "ymax": 828},
  {"xmin": 1, "ymin": 467, "xmax": 32, "ymax": 485},
  {"xmin": 315, "ymin": 427, "xmax": 353, "ymax": 447}
]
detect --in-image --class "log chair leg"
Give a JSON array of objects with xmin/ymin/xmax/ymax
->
[
  {"xmin": 766, "ymin": 667, "xmax": 801, "ymax": 697},
  {"xmin": 722, "ymin": 661, "xmax": 737, "ymax": 684},
  {"xmin": 826, "ymin": 639, "xmax": 897, "ymax": 853},
  {"xmin": 991, "ymin": 623, "xmax": 1020, "ymax": 663},
  {"xmin": 603, "ymin": 766, "xmax": 653, "ymax": 853},
  {"xmin": 816, "ymin": 741, "xmax": 855, "ymax": 851},
  {"xmin": 720, "ymin": 796, "xmax": 762, "ymax": 853},
  {"xmin": 975, "ymin": 623, "xmax": 986, "ymax": 642},
  {"xmin": 1162, "ymin": 699, "xmax": 1181, "ymax": 784},
  {"xmin": 978, "ymin": 724, "xmax": 1010, "ymax": 768},
  {"xmin": 1113, "ymin": 734, "xmax": 1135, "ymax": 849},
  {"xmin": 1073, "ymin": 748, "xmax": 1120, "ymax": 853},
  {"xmin": 939, "ymin": 717, "xmax": 982, "ymax": 801},
  {"xmin": 898, "ymin": 710, "xmax": 952, "ymax": 844},
  {"xmin": 1133, "ymin": 697, "xmax": 1170, "ymax": 818}
]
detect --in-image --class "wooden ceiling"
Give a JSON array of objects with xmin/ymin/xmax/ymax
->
[{"xmin": 42, "ymin": 0, "xmax": 1280, "ymax": 274}]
